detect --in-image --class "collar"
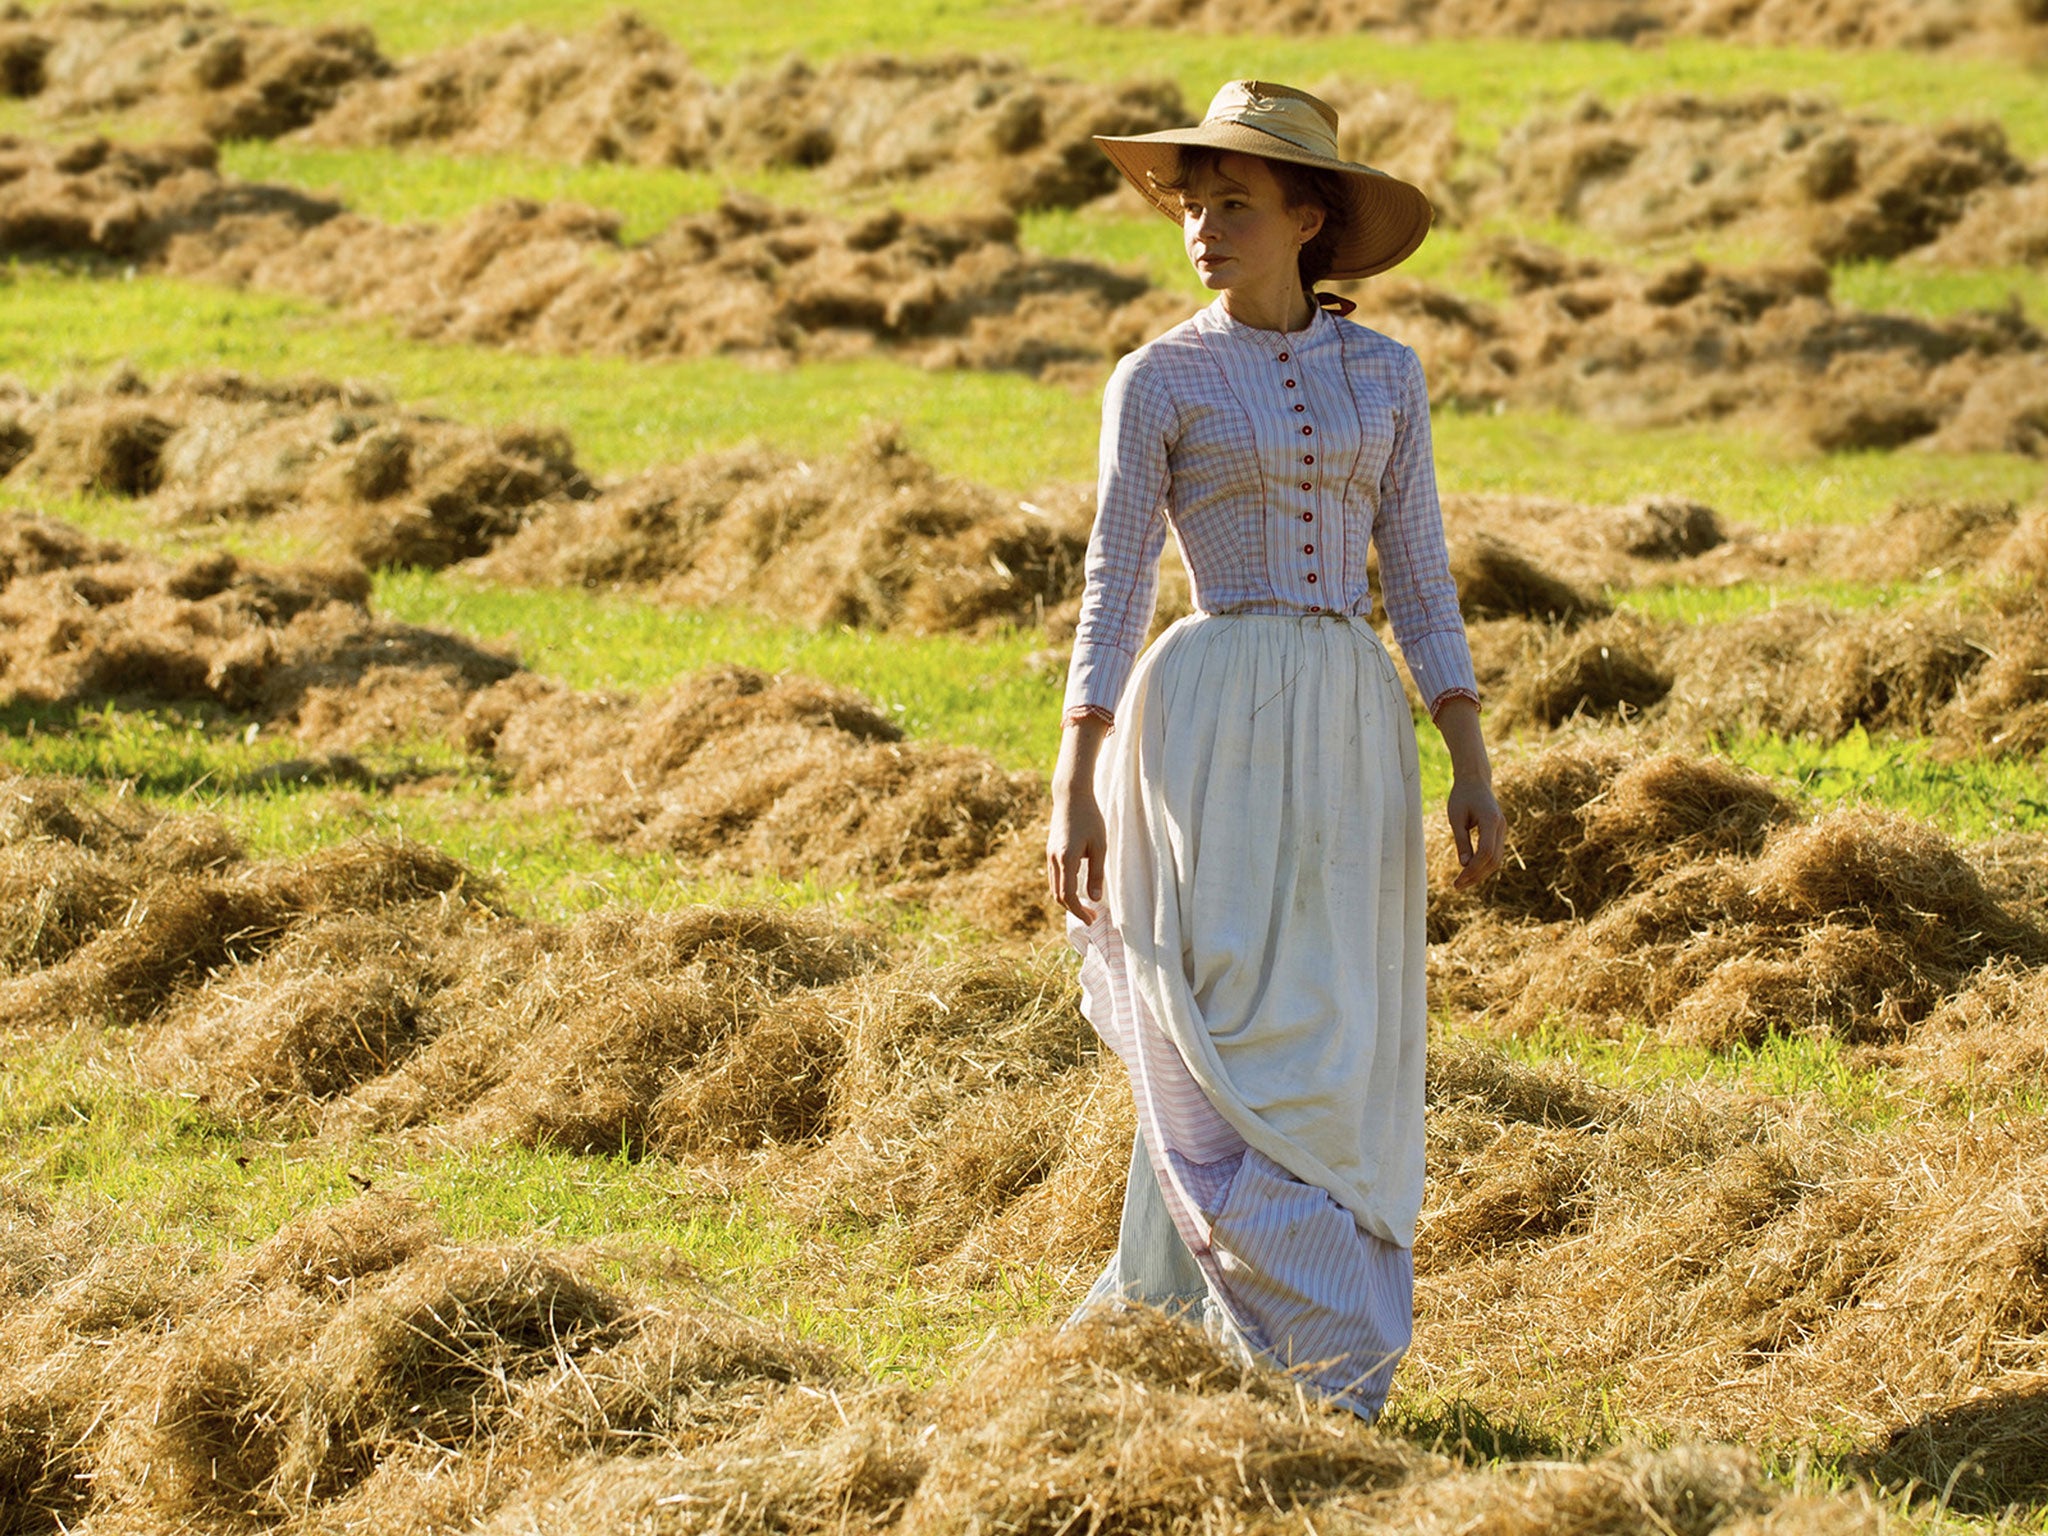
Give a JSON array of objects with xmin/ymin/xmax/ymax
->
[{"xmin": 1195, "ymin": 295, "xmax": 1337, "ymax": 357}]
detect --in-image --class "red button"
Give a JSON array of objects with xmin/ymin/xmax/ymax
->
[
  {"xmin": 1278, "ymin": 352, "xmax": 1290, "ymax": 361},
  {"xmin": 1284, "ymin": 379, "xmax": 1296, "ymax": 388},
  {"xmin": 1293, "ymin": 403, "xmax": 1305, "ymax": 412},
  {"xmin": 1301, "ymin": 425, "xmax": 1313, "ymax": 435},
  {"xmin": 1304, "ymin": 543, "xmax": 1315, "ymax": 554},
  {"xmin": 1307, "ymin": 604, "xmax": 1322, "ymax": 613},
  {"xmin": 1303, "ymin": 454, "xmax": 1314, "ymax": 464},
  {"xmin": 1300, "ymin": 481, "xmax": 1311, "ymax": 490},
  {"xmin": 1305, "ymin": 572, "xmax": 1318, "ymax": 583},
  {"xmin": 1302, "ymin": 512, "xmax": 1313, "ymax": 522}
]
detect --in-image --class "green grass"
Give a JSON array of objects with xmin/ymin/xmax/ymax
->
[
  {"xmin": 1718, "ymin": 725, "xmax": 2048, "ymax": 840},
  {"xmin": 372, "ymin": 570, "xmax": 1068, "ymax": 769},
  {"xmin": 0, "ymin": 263, "xmax": 1106, "ymax": 487},
  {"xmin": 221, "ymin": 140, "xmax": 842, "ymax": 244},
  {"xmin": 1614, "ymin": 579, "xmax": 1926, "ymax": 623}
]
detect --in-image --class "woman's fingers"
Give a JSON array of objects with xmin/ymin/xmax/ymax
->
[
  {"xmin": 1448, "ymin": 790, "xmax": 1507, "ymax": 891},
  {"xmin": 1046, "ymin": 843, "xmax": 1101, "ymax": 923}
]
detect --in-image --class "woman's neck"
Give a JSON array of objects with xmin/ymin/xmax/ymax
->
[{"xmin": 1221, "ymin": 283, "xmax": 1315, "ymax": 334}]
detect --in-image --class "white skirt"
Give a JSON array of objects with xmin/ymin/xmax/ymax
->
[{"xmin": 1069, "ymin": 612, "xmax": 1427, "ymax": 1417}]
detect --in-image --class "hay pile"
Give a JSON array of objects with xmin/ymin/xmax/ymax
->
[
  {"xmin": 8, "ymin": 773, "xmax": 2048, "ymax": 1511},
  {"xmin": 1483, "ymin": 92, "xmax": 2032, "ymax": 263},
  {"xmin": 1348, "ymin": 243, "xmax": 2048, "ymax": 454},
  {"xmin": 0, "ymin": 137, "xmax": 1187, "ymax": 379},
  {"xmin": 475, "ymin": 425, "xmax": 1093, "ymax": 632},
  {"xmin": 1416, "ymin": 1042, "xmax": 2048, "ymax": 1509},
  {"xmin": 460, "ymin": 664, "xmax": 1055, "ymax": 936},
  {"xmin": 2, "ymin": 368, "xmax": 591, "ymax": 567},
  {"xmin": 1420, "ymin": 497, "xmax": 2048, "ymax": 747},
  {"xmin": 0, "ymin": 511, "xmax": 520, "ymax": 727},
  {"xmin": 301, "ymin": 20, "xmax": 1188, "ymax": 214},
  {"xmin": 0, "ymin": 1195, "xmax": 1898, "ymax": 1535},
  {"xmin": 0, "ymin": 513, "xmax": 1058, "ymax": 931},
  {"xmin": 1067, "ymin": 0, "xmax": 2048, "ymax": 52},
  {"xmin": 1, "ymin": 774, "xmax": 1102, "ymax": 1265},
  {"xmin": 0, "ymin": 0, "xmax": 387, "ymax": 138},
  {"xmin": 1427, "ymin": 740, "xmax": 2048, "ymax": 1045}
]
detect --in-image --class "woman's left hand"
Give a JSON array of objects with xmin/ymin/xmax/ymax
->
[{"xmin": 1446, "ymin": 777, "xmax": 1506, "ymax": 891}]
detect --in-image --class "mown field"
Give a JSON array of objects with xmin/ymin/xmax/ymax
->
[{"xmin": 2, "ymin": 0, "xmax": 2047, "ymax": 1530}]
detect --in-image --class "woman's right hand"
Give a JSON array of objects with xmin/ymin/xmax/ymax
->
[{"xmin": 1047, "ymin": 716, "xmax": 1112, "ymax": 923}]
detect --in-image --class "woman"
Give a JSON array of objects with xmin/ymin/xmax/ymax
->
[{"xmin": 1046, "ymin": 80, "xmax": 1506, "ymax": 1418}]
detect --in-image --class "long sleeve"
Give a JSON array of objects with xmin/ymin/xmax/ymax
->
[
  {"xmin": 1064, "ymin": 352, "xmax": 1174, "ymax": 721},
  {"xmin": 1371, "ymin": 346, "xmax": 1478, "ymax": 715}
]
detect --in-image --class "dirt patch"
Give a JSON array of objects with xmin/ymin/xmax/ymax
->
[
  {"xmin": 3, "ymin": 368, "xmax": 591, "ymax": 568},
  {"xmin": 1428, "ymin": 739, "xmax": 2048, "ymax": 1045},
  {"xmin": 1345, "ymin": 243, "xmax": 2048, "ymax": 454},
  {"xmin": 0, "ymin": 1, "xmax": 387, "ymax": 138},
  {"xmin": 476, "ymin": 425, "xmax": 1093, "ymax": 633},
  {"xmin": 1062, "ymin": 0, "xmax": 2048, "ymax": 53},
  {"xmin": 1481, "ymin": 93, "xmax": 2031, "ymax": 264},
  {"xmin": 0, "ymin": 137, "xmax": 1187, "ymax": 381},
  {"xmin": 302, "ymin": 20, "xmax": 1188, "ymax": 214}
]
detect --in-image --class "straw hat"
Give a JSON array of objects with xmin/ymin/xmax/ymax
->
[{"xmin": 1093, "ymin": 80, "xmax": 1433, "ymax": 281}]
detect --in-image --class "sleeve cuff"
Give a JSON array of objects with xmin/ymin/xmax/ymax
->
[
  {"xmin": 1063, "ymin": 704, "xmax": 1116, "ymax": 730},
  {"xmin": 1427, "ymin": 687, "xmax": 1481, "ymax": 722}
]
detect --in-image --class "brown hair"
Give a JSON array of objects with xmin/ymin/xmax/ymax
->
[{"xmin": 1150, "ymin": 144, "xmax": 1352, "ymax": 289}]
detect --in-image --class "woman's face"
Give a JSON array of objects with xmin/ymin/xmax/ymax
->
[{"xmin": 1177, "ymin": 152, "xmax": 1325, "ymax": 297}]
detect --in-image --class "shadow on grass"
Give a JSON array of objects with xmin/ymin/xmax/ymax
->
[
  {"xmin": 0, "ymin": 701, "xmax": 481, "ymax": 798},
  {"xmin": 1381, "ymin": 1396, "xmax": 1576, "ymax": 1464},
  {"xmin": 1850, "ymin": 1383, "xmax": 2048, "ymax": 1519}
]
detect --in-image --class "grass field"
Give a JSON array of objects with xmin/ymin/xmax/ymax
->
[{"xmin": 4, "ymin": 0, "xmax": 2048, "ymax": 1528}]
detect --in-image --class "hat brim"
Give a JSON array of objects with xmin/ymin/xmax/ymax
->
[{"xmin": 1093, "ymin": 122, "xmax": 1432, "ymax": 282}]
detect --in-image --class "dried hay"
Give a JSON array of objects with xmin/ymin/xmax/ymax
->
[
  {"xmin": 475, "ymin": 664, "xmax": 1054, "ymax": 926},
  {"xmin": 1482, "ymin": 93, "xmax": 2030, "ymax": 263},
  {"xmin": 0, "ymin": 1200, "xmax": 841, "ymax": 1532},
  {"xmin": 1448, "ymin": 530, "xmax": 1609, "ymax": 624},
  {"xmin": 0, "ymin": 829, "xmax": 478, "ymax": 1030},
  {"xmin": 0, "ymin": 132, "xmax": 331, "ymax": 259},
  {"xmin": 476, "ymin": 426, "xmax": 1094, "ymax": 633},
  {"xmin": 1062, "ymin": 0, "xmax": 2048, "ymax": 53},
  {"xmin": 3, "ymin": 367, "xmax": 592, "ymax": 568},
  {"xmin": 1431, "ymin": 740, "xmax": 2048, "ymax": 1045},
  {"xmin": 1410, "ymin": 1056, "xmax": 2048, "ymax": 1504},
  {"xmin": 1346, "ymin": 245, "xmax": 2048, "ymax": 455},
  {"xmin": 292, "ymin": 11, "xmax": 718, "ymax": 169},
  {"xmin": 0, "ymin": 0, "xmax": 387, "ymax": 139},
  {"xmin": 1918, "ymin": 176, "xmax": 2048, "ymax": 267},
  {"xmin": 0, "ymin": 513, "xmax": 525, "ymax": 732},
  {"xmin": 0, "ymin": 138, "xmax": 1188, "ymax": 381},
  {"xmin": 305, "ymin": 21, "xmax": 1189, "ymax": 213}
]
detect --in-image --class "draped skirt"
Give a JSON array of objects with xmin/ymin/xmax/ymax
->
[{"xmin": 1068, "ymin": 612, "xmax": 1428, "ymax": 1417}]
